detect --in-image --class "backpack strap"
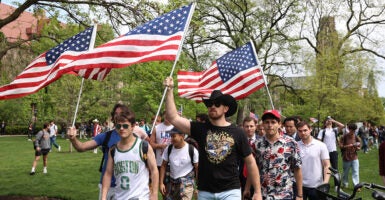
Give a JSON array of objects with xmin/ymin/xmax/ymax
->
[
  {"xmin": 110, "ymin": 144, "xmax": 117, "ymax": 161},
  {"xmin": 167, "ymin": 144, "xmax": 173, "ymax": 162},
  {"xmin": 321, "ymin": 130, "xmax": 326, "ymax": 142},
  {"xmin": 141, "ymin": 140, "xmax": 149, "ymax": 167},
  {"xmin": 167, "ymin": 143, "xmax": 195, "ymax": 166},
  {"xmin": 99, "ymin": 130, "xmax": 113, "ymax": 172},
  {"xmin": 188, "ymin": 144, "xmax": 194, "ymax": 166},
  {"xmin": 321, "ymin": 129, "xmax": 338, "ymax": 142}
]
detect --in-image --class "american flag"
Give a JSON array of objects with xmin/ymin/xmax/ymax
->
[
  {"xmin": 62, "ymin": 3, "xmax": 195, "ymax": 78},
  {"xmin": 250, "ymin": 111, "xmax": 259, "ymax": 121},
  {"xmin": 177, "ymin": 42, "xmax": 265, "ymax": 101},
  {"xmin": 309, "ymin": 117, "xmax": 318, "ymax": 123},
  {"xmin": 0, "ymin": 27, "xmax": 95, "ymax": 100}
]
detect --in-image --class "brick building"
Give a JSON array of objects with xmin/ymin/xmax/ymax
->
[{"xmin": 0, "ymin": 3, "xmax": 43, "ymax": 42}]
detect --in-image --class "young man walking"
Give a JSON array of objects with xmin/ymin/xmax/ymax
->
[
  {"xmin": 297, "ymin": 121, "xmax": 330, "ymax": 199},
  {"xmin": 250, "ymin": 110, "xmax": 303, "ymax": 199},
  {"xmin": 339, "ymin": 123, "xmax": 361, "ymax": 190},
  {"xmin": 30, "ymin": 122, "xmax": 51, "ymax": 175},
  {"xmin": 159, "ymin": 127, "xmax": 199, "ymax": 200},
  {"xmin": 67, "ymin": 104, "xmax": 147, "ymax": 200},
  {"xmin": 101, "ymin": 112, "xmax": 158, "ymax": 200}
]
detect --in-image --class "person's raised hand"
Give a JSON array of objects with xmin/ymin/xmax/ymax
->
[{"xmin": 67, "ymin": 126, "xmax": 77, "ymax": 140}]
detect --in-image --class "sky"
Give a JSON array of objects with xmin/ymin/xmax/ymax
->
[
  {"xmin": 2, "ymin": 0, "xmax": 385, "ymax": 97},
  {"xmin": 376, "ymin": 57, "xmax": 385, "ymax": 97}
]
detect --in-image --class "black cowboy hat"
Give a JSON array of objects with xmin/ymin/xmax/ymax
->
[{"xmin": 202, "ymin": 90, "xmax": 237, "ymax": 117}]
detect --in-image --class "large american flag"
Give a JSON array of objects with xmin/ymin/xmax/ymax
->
[
  {"xmin": 0, "ymin": 27, "xmax": 95, "ymax": 100},
  {"xmin": 177, "ymin": 42, "xmax": 265, "ymax": 101},
  {"xmin": 62, "ymin": 3, "xmax": 195, "ymax": 78}
]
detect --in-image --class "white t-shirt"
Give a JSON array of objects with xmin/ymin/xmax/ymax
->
[
  {"xmin": 298, "ymin": 138, "xmax": 330, "ymax": 188},
  {"xmin": 162, "ymin": 142, "xmax": 199, "ymax": 179},
  {"xmin": 155, "ymin": 123, "xmax": 173, "ymax": 166},
  {"xmin": 317, "ymin": 127, "xmax": 338, "ymax": 152},
  {"xmin": 49, "ymin": 124, "xmax": 57, "ymax": 137}
]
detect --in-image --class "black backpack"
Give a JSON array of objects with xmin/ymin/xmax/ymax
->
[{"xmin": 167, "ymin": 137, "xmax": 198, "ymax": 166}]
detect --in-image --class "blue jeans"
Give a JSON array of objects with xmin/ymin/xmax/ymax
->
[
  {"xmin": 342, "ymin": 159, "xmax": 359, "ymax": 187},
  {"xmin": 362, "ymin": 138, "xmax": 369, "ymax": 152},
  {"xmin": 198, "ymin": 189, "xmax": 241, "ymax": 200},
  {"xmin": 50, "ymin": 136, "xmax": 59, "ymax": 149}
]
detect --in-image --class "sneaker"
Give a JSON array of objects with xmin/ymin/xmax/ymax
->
[
  {"xmin": 58, "ymin": 146, "xmax": 61, "ymax": 152},
  {"xmin": 30, "ymin": 171, "xmax": 35, "ymax": 175},
  {"xmin": 43, "ymin": 168, "xmax": 47, "ymax": 174}
]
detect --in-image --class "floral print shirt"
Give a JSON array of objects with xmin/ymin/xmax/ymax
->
[{"xmin": 254, "ymin": 134, "xmax": 302, "ymax": 200}]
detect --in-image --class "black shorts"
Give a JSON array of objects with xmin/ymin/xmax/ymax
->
[{"xmin": 35, "ymin": 149, "xmax": 50, "ymax": 156}]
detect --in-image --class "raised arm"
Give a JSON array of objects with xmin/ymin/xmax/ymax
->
[
  {"xmin": 67, "ymin": 126, "xmax": 98, "ymax": 151},
  {"xmin": 163, "ymin": 77, "xmax": 191, "ymax": 135}
]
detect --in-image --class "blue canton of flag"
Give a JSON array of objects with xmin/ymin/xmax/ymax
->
[
  {"xmin": 128, "ymin": 4, "xmax": 191, "ymax": 36},
  {"xmin": 216, "ymin": 43, "xmax": 258, "ymax": 82},
  {"xmin": 178, "ymin": 42, "xmax": 265, "ymax": 101},
  {"xmin": 46, "ymin": 27, "xmax": 93, "ymax": 65}
]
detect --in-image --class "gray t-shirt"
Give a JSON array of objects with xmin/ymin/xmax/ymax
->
[{"xmin": 35, "ymin": 130, "xmax": 51, "ymax": 149}]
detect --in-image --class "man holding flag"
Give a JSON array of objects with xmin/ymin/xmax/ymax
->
[{"xmin": 163, "ymin": 78, "xmax": 262, "ymax": 199}]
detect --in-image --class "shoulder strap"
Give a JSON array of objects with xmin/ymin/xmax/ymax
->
[
  {"xmin": 188, "ymin": 144, "xmax": 194, "ymax": 166},
  {"xmin": 110, "ymin": 144, "xmax": 117, "ymax": 160},
  {"xmin": 167, "ymin": 144, "xmax": 173, "ymax": 162},
  {"xmin": 141, "ymin": 140, "xmax": 149, "ymax": 167},
  {"xmin": 321, "ymin": 130, "xmax": 326, "ymax": 142},
  {"xmin": 99, "ymin": 130, "xmax": 113, "ymax": 172},
  {"xmin": 102, "ymin": 130, "xmax": 113, "ymax": 150}
]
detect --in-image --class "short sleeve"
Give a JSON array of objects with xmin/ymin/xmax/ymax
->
[
  {"xmin": 162, "ymin": 145, "xmax": 172, "ymax": 162},
  {"xmin": 93, "ymin": 132, "xmax": 106, "ymax": 146},
  {"xmin": 193, "ymin": 147, "xmax": 199, "ymax": 164},
  {"xmin": 320, "ymin": 142, "xmax": 330, "ymax": 160}
]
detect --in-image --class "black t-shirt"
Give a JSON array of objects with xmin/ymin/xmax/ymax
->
[{"xmin": 191, "ymin": 121, "xmax": 252, "ymax": 192}]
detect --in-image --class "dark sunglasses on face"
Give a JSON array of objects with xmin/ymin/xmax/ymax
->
[
  {"xmin": 115, "ymin": 124, "xmax": 130, "ymax": 129},
  {"xmin": 204, "ymin": 101, "xmax": 222, "ymax": 108}
]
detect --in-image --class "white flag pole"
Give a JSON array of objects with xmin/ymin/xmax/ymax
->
[
  {"xmin": 249, "ymin": 40, "xmax": 275, "ymax": 110},
  {"xmin": 69, "ymin": 25, "xmax": 98, "ymax": 152},
  {"xmin": 149, "ymin": 3, "xmax": 196, "ymax": 134}
]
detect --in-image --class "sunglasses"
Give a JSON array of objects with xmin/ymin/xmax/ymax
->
[
  {"xmin": 204, "ymin": 101, "xmax": 222, "ymax": 108},
  {"xmin": 115, "ymin": 124, "xmax": 130, "ymax": 129}
]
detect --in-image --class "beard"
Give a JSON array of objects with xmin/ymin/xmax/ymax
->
[{"xmin": 208, "ymin": 110, "xmax": 224, "ymax": 120}]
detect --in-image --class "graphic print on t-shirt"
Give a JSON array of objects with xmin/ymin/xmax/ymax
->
[{"xmin": 205, "ymin": 130, "xmax": 234, "ymax": 164}]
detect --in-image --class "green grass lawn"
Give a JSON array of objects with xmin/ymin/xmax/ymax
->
[
  {"xmin": 0, "ymin": 136, "xmax": 100, "ymax": 200},
  {"xmin": 0, "ymin": 135, "xmax": 384, "ymax": 199}
]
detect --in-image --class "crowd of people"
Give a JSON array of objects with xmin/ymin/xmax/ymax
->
[{"xmin": 27, "ymin": 76, "xmax": 385, "ymax": 200}]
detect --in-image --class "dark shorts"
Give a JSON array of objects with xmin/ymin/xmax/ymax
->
[{"xmin": 35, "ymin": 149, "xmax": 50, "ymax": 156}]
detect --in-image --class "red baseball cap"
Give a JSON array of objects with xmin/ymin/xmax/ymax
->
[{"xmin": 262, "ymin": 110, "xmax": 281, "ymax": 121}]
